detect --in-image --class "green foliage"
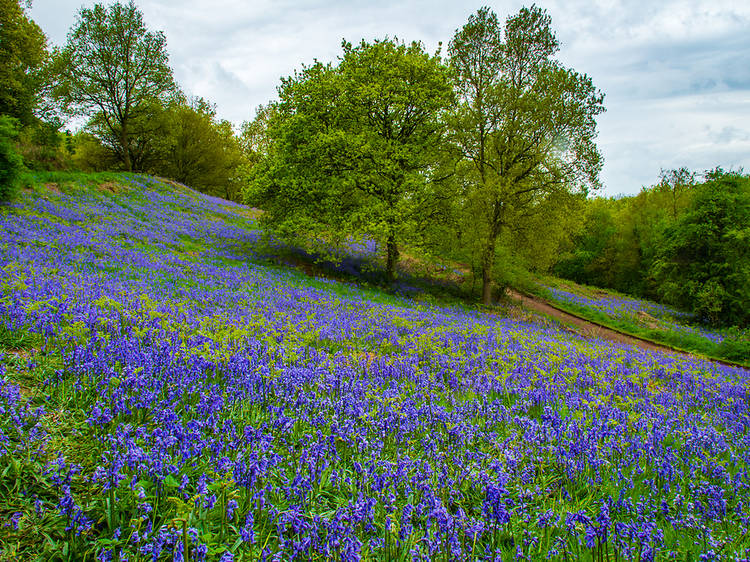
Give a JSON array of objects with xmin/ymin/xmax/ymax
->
[
  {"xmin": 553, "ymin": 168, "xmax": 699, "ymax": 299},
  {"xmin": 70, "ymin": 95, "xmax": 247, "ymax": 197},
  {"xmin": 14, "ymin": 122, "xmax": 74, "ymax": 171},
  {"xmin": 158, "ymin": 96, "xmax": 245, "ymax": 201},
  {"xmin": 83, "ymin": 97, "xmax": 172, "ymax": 173},
  {"xmin": 240, "ymin": 103, "xmax": 276, "ymax": 165},
  {"xmin": 654, "ymin": 170, "xmax": 750, "ymax": 327},
  {"xmin": 0, "ymin": 115, "xmax": 24, "ymax": 201},
  {"xmin": 56, "ymin": 0, "xmax": 176, "ymax": 172},
  {"xmin": 557, "ymin": 167, "xmax": 750, "ymax": 333},
  {"xmin": 447, "ymin": 6, "xmax": 605, "ymax": 304},
  {"xmin": 554, "ymin": 196, "xmax": 646, "ymax": 292},
  {"xmin": 69, "ymin": 131, "xmax": 118, "ymax": 171},
  {"xmin": 0, "ymin": 0, "xmax": 48, "ymax": 126},
  {"xmin": 716, "ymin": 336, "xmax": 750, "ymax": 363},
  {"xmin": 246, "ymin": 38, "xmax": 452, "ymax": 282},
  {"xmin": 0, "ymin": 0, "xmax": 69, "ymax": 173}
]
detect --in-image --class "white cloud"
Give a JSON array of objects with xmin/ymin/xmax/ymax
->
[{"xmin": 30, "ymin": 0, "xmax": 750, "ymax": 195}]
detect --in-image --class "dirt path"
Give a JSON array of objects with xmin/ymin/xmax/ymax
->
[{"xmin": 506, "ymin": 289, "xmax": 690, "ymax": 357}]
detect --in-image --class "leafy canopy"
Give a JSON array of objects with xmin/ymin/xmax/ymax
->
[
  {"xmin": 0, "ymin": 115, "xmax": 24, "ymax": 201},
  {"xmin": 0, "ymin": 0, "xmax": 48, "ymax": 125},
  {"xmin": 655, "ymin": 170, "xmax": 750, "ymax": 327},
  {"xmin": 57, "ymin": 0, "xmax": 176, "ymax": 171},
  {"xmin": 159, "ymin": 96, "xmax": 245, "ymax": 201},
  {"xmin": 246, "ymin": 38, "xmax": 452, "ymax": 281},
  {"xmin": 447, "ymin": 5, "xmax": 605, "ymax": 304}
]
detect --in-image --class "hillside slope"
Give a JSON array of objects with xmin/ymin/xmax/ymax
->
[
  {"xmin": 524, "ymin": 277, "xmax": 749, "ymax": 365},
  {"xmin": 1, "ymin": 174, "xmax": 749, "ymax": 560}
]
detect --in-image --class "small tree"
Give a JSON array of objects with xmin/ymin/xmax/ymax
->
[
  {"xmin": 57, "ymin": 0, "xmax": 176, "ymax": 171},
  {"xmin": 448, "ymin": 6, "xmax": 605, "ymax": 304},
  {"xmin": 246, "ymin": 39, "xmax": 452, "ymax": 282}
]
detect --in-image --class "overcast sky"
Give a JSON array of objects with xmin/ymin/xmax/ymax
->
[{"xmin": 30, "ymin": 0, "xmax": 750, "ymax": 196}]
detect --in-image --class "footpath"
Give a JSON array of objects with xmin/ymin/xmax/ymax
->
[{"xmin": 506, "ymin": 289, "xmax": 742, "ymax": 366}]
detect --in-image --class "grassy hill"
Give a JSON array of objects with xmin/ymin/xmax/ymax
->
[
  {"xmin": 527, "ymin": 276, "xmax": 750, "ymax": 365},
  {"xmin": 1, "ymin": 173, "xmax": 749, "ymax": 560}
]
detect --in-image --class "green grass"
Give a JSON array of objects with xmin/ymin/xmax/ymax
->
[{"xmin": 528, "ymin": 276, "xmax": 750, "ymax": 367}]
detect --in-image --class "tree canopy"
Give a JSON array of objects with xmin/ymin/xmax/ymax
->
[
  {"xmin": 448, "ymin": 6, "xmax": 605, "ymax": 304},
  {"xmin": 57, "ymin": 0, "xmax": 176, "ymax": 172},
  {"xmin": 0, "ymin": 115, "xmax": 23, "ymax": 201},
  {"xmin": 159, "ymin": 96, "xmax": 245, "ymax": 201},
  {"xmin": 654, "ymin": 170, "xmax": 750, "ymax": 327},
  {"xmin": 246, "ymin": 38, "xmax": 453, "ymax": 281},
  {"xmin": 0, "ymin": 0, "xmax": 48, "ymax": 125}
]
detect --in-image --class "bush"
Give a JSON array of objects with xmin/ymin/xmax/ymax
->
[
  {"xmin": 716, "ymin": 337, "xmax": 750, "ymax": 363},
  {"xmin": 16, "ymin": 121, "xmax": 73, "ymax": 171},
  {"xmin": 0, "ymin": 115, "xmax": 24, "ymax": 201}
]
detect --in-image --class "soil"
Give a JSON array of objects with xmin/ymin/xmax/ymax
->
[
  {"xmin": 99, "ymin": 182, "xmax": 120, "ymax": 193},
  {"xmin": 506, "ymin": 289, "xmax": 685, "ymax": 356}
]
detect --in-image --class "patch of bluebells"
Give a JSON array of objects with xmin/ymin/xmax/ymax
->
[
  {"xmin": 1, "ymin": 175, "xmax": 750, "ymax": 559},
  {"xmin": 547, "ymin": 287, "xmax": 728, "ymax": 344}
]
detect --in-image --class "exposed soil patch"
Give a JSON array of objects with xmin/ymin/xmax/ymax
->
[
  {"xmin": 2, "ymin": 348, "xmax": 40, "ymax": 397},
  {"xmin": 506, "ymin": 289, "xmax": 683, "ymax": 356},
  {"xmin": 637, "ymin": 310, "xmax": 660, "ymax": 330},
  {"xmin": 99, "ymin": 182, "xmax": 121, "ymax": 193}
]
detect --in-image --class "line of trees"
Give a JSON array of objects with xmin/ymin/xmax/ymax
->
[
  {"xmin": 0, "ymin": 0, "xmax": 257, "ymax": 202},
  {"xmin": 554, "ymin": 168, "xmax": 750, "ymax": 327},
  {"xmin": 245, "ymin": 6, "xmax": 605, "ymax": 304}
]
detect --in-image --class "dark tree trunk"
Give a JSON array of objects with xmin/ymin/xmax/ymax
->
[
  {"xmin": 481, "ymin": 237, "xmax": 497, "ymax": 306},
  {"xmin": 386, "ymin": 234, "xmax": 399, "ymax": 284},
  {"xmin": 120, "ymin": 119, "xmax": 132, "ymax": 172}
]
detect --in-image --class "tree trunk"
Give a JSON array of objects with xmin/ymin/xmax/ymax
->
[
  {"xmin": 481, "ymin": 238, "xmax": 496, "ymax": 306},
  {"xmin": 120, "ymin": 119, "xmax": 132, "ymax": 172},
  {"xmin": 386, "ymin": 234, "xmax": 399, "ymax": 284}
]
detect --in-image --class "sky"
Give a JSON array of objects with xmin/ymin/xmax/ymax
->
[{"xmin": 30, "ymin": 0, "xmax": 750, "ymax": 196}]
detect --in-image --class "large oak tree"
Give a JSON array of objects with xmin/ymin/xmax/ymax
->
[
  {"xmin": 246, "ymin": 39, "xmax": 452, "ymax": 282},
  {"xmin": 448, "ymin": 6, "xmax": 605, "ymax": 304}
]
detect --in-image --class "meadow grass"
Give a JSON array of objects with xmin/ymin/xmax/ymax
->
[{"xmin": 1, "ymin": 174, "xmax": 749, "ymax": 561}]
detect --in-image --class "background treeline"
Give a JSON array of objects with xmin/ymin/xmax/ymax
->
[
  {"xmin": 0, "ymin": 0, "xmax": 259, "ymax": 202},
  {"xmin": 555, "ymin": 168, "xmax": 750, "ymax": 327}
]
